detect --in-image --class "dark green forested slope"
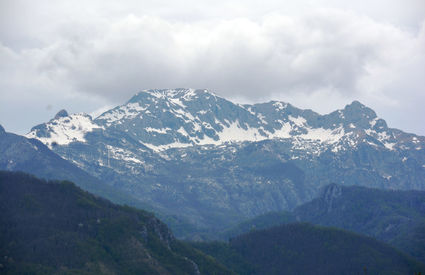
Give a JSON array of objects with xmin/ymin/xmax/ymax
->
[
  {"xmin": 294, "ymin": 183, "xmax": 425, "ymax": 263},
  {"xmin": 0, "ymin": 171, "xmax": 230, "ymax": 274},
  {"xmin": 220, "ymin": 183, "xmax": 425, "ymax": 264},
  {"xmin": 193, "ymin": 223, "xmax": 424, "ymax": 275},
  {"xmin": 219, "ymin": 211, "xmax": 295, "ymax": 240}
]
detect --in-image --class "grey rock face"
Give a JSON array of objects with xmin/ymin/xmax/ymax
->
[
  {"xmin": 54, "ymin": 109, "xmax": 69, "ymax": 119},
  {"xmin": 321, "ymin": 183, "xmax": 343, "ymax": 212}
]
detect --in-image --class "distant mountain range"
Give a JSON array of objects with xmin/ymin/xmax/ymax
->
[
  {"xmin": 3, "ymin": 88, "xmax": 425, "ymax": 235},
  {"xmin": 26, "ymin": 88, "xmax": 424, "ymax": 153}
]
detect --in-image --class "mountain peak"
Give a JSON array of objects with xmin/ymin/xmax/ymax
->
[
  {"xmin": 54, "ymin": 109, "xmax": 69, "ymax": 119},
  {"xmin": 340, "ymin": 100, "xmax": 377, "ymax": 126},
  {"xmin": 343, "ymin": 100, "xmax": 375, "ymax": 115},
  {"xmin": 346, "ymin": 100, "xmax": 365, "ymax": 108},
  {"xmin": 0, "ymin": 124, "xmax": 5, "ymax": 135},
  {"xmin": 128, "ymin": 88, "xmax": 216, "ymax": 104},
  {"xmin": 26, "ymin": 112, "xmax": 101, "ymax": 148}
]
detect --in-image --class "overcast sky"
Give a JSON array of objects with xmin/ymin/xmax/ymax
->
[{"xmin": 1, "ymin": 0, "xmax": 424, "ymax": 135}]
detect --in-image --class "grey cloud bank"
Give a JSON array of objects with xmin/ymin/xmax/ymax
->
[{"xmin": 0, "ymin": 0, "xmax": 424, "ymax": 135}]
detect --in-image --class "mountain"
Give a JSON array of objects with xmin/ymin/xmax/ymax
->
[
  {"xmin": 0, "ymin": 171, "xmax": 230, "ymax": 274},
  {"xmin": 26, "ymin": 89, "xmax": 423, "ymax": 153},
  {"xmin": 25, "ymin": 88, "xmax": 425, "ymax": 234},
  {"xmin": 0, "ymin": 125, "xmax": 202, "ymax": 238},
  {"xmin": 0, "ymin": 124, "xmax": 151, "ymax": 209},
  {"xmin": 193, "ymin": 223, "xmax": 424, "ymax": 275}
]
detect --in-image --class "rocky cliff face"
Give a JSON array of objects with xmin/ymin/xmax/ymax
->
[{"xmin": 23, "ymin": 88, "xmax": 425, "ymax": 232}]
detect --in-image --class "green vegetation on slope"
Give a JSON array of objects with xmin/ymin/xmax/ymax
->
[
  {"xmin": 0, "ymin": 171, "xmax": 230, "ymax": 274},
  {"xmin": 194, "ymin": 223, "xmax": 424, "ymax": 275},
  {"xmin": 294, "ymin": 183, "xmax": 425, "ymax": 263},
  {"xmin": 219, "ymin": 211, "xmax": 295, "ymax": 240},
  {"xmin": 218, "ymin": 183, "xmax": 425, "ymax": 264}
]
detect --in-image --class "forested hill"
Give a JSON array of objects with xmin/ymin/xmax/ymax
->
[
  {"xmin": 293, "ymin": 183, "xmax": 425, "ymax": 263},
  {"xmin": 221, "ymin": 183, "xmax": 425, "ymax": 264},
  {"xmin": 0, "ymin": 171, "xmax": 229, "ymax": 274},
  {"xmin": 193, "ymin": 223, "xmax": 425, "ymax": 275}
]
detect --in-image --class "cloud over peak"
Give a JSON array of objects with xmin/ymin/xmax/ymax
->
[{"xmin": 1, "ymin": 1, "xmax": 424, "ymax": 135}]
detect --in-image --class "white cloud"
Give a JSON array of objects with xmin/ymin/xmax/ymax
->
[{"xmin": 0, "ymin": 1, "xmax": 424, "ymax": 135}]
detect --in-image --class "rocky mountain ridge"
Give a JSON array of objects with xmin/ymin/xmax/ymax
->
[
  {"xmin": 27, "ymin": 88, "xmax": 423, "ymax": 154},
  {"xmin": 21, "ymin": 88, "xmax": 425, "ymax": 234}
]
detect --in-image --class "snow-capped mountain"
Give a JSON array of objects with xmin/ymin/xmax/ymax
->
[
  {"xmin": 28, "ymin": 88, "xmax": 421, "ymax": 153},
  {"xmin": 25, "ymin": 88, "xmax": 425, "ymax": 234}
]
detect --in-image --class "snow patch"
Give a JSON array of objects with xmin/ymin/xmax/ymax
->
[
  {"xmin": 216, "ymin": 121, "xmax": 264, "ymax": 143},
  {"xmin": 273, "ymin": 101, "xmax": 287, "ymax": 111},
  {"xmin": 145, "ymin": 127, "xmax": 170, "ymax": 134},
  {"xmin": 301, "ymin": 127, "xmax": 345, "ymax": 143},
  {"xmin": 177, "ymin": 127, "xmax": 189, "ymax": 136},
  {"xmin": 369, "ymin": 118, "xmax": 378, "ymax": 128},
  {"xmin": 384, "ymin": 142, "xmax": 396, "ymax": 150},
  {"xmin": 107, "ymin": 145, "xmax": 142, "ymax": 164},
  {"xmin": 144, "ymin": 141, "xmax": 193, "ymax": 151},
  {"xmin": 96, "ymin": 102, "xmax": 147, "ymax": 124},
  {"xmin": 288, "ymin": 116, "xmax": 306, "ymax": 127},
  {"xmin": 26, "ymin": 113, "xmax": 102, "ymax": 147},
  {"xmin": 268, "ymin": 122, "xmax": 292, "ymax": 139}
]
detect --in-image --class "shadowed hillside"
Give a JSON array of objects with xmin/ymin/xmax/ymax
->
[
  {"xmin": 0, "ymin": 171, "xmax": 230, "ymax": 274},
  {"xmin": 193, "ymin": 223, "xmax": 424, "ymax": 275}
]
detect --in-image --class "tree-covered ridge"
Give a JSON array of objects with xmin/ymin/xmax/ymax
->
[
  {"xmin": 0, "ymin": 171, "xmax": 230, "ymax": 274},
  {"xmin": 220, "ymin": 183, "xmax": 425, "ymax": 264},
  {"xmin": 294, "ymin": 183, "xmax": 425, "ymax": 263},
  {"xmin": 194, "ymin": 223, "xmax": 424, "ymax": 275},
  {"xmin": 219, "ymin": 211, "xmax": 295, "ymax": 240}
]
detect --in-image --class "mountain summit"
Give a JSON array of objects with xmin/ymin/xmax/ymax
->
[
  {"xmin": 54, "ymin": 109, "xmax": 69, "ymax": 119},
  {"xmin": 27, "ymin": 88, "xmax": 418, "ymax": 152}
]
